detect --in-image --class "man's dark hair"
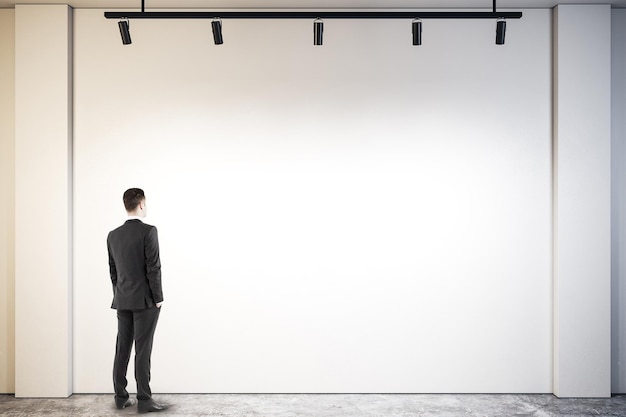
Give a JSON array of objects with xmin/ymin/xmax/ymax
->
[{"xmin": 123, "ymin": 188, "xmax": 145, "ymax": 212}]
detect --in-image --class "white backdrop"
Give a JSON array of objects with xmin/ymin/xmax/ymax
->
[{"xmin": 73, "ymin": 9, "xmax": 552, "ymax": 393}]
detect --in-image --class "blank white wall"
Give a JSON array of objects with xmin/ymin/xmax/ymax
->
[
  {"xmin": 553, "ymin": 5, "xmax": 611, "ymax": 398},
  {"xmin": 612, "ymin": 8, "xmax": 626, "ymax": 395},
  {"xmin": 0, "ymin": 8, "xmax": 15, "ymax": 395},
  {"xmin": 73, "ymin": 9, "xmax": 553, "ymax": 393}
]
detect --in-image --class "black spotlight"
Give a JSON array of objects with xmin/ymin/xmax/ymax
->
[
  {"xmin": 412, "ymin": 18, "xmax": 422, "ymax": 46},
  {"xmin": 118, "ymin": 19, "xmax": 131, "ymax": 45},
  {"xmin": 314, "ymin": 18, "xmax": 324, "ymax": 46},
  {"xmin": 212, "ymin": 18, "xmax": 223, "ymax": 45},
  {"xmin": 496, "ymin": 19, "xmax": 506, "ymax": 45}
]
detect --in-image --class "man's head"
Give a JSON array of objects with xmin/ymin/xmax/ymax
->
[{"xmin": 123, "ymin": 188, "xmax": 147, "ymax": 217}]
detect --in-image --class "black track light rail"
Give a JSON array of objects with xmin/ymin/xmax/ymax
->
[{"xmin": 104, "ymin": 11, "xmax": 522, "ymax": 20}]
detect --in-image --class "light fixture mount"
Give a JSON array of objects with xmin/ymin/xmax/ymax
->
[
  {"xmin": 118, "ymin": 17, "xmax": 131, "ymax": 45},
  {"xmin": 212, "ymin": 17, "xmax": 223, "ymax": 45},
  {"xmin": 313, "ymin": 17, "xmax": 324, "ymax": 46},
  {"xmin": 496, "ymin": 18, "xmax": 507, "ymax": 45},
  {"xmin": 412, "ymin": 18, "xmax": 422, "ymax": 46}
]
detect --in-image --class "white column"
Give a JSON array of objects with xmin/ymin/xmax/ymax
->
[
  {"xmin": 0, "ymin": 9, "xmax": 16, "ymax": 395},
  {"xmin": 14, "ymin": 5, "xmax": 73, "ymax": 397},
  {"xmin": 553, "ymin": 5, "xmax": 611, "ymax": 398}
]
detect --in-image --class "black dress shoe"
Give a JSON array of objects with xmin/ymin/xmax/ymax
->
[
  {"xmin": 115, "ymin": 398, "xmax": 136, "ymax": 409},
  {"xmin": 138, "ymin": 399, "xmax": 167, "ymax": 413}
]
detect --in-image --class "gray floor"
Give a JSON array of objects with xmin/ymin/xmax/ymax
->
[{"xmin": 1, "ymin": 394, "xmax": 626, "ymax": 417}]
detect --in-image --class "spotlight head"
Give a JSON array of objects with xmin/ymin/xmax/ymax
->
[
  {"xmin": 496, "ymin": 18, "xmax": 506, "ymax": 45},
  {"xmin": 314, "ymin": 18, "xmax": 324, "ymax": 46},
  {"xmin": 118, "ymin": 18, "xmax": 131, "ymax": 45},
  {"xmin": 212, "ymin": 18, "xmax": 223, "ymax": 45},
  {"xmin": 412, "ymin": 18, "xmax": 422, "ymax": 46}
]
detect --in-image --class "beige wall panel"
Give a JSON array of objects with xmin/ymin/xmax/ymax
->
[
  {"xmin": 14, "ymin": 5, "xmax": 72, "ymax": 398},
  {"xmin": 0, "ymin": 9, "xmax": 16, "ymax": 395}
]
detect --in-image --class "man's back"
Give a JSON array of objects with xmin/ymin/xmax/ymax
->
[{"xmin": 108, "ymin": 219, "xmax": 163, "ymax": 310}]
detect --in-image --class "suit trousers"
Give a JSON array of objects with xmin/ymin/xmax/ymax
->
[{"xmin": 113, "ymin": 307, "xmax": 161, "ymax": 402}]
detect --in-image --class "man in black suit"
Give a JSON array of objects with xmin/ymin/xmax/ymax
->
[{"xmin": 108, "ymin": 188, "xmax": 167, "ymax": 413}]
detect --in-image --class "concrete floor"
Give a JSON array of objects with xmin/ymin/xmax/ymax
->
[{"xmin": 1, "ymin": 394, "xmax": 626, "ymax": 416}]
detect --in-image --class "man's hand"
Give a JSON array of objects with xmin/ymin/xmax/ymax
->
[{"xmin": 156, "ymin": 302, "xmax": 163, "ymax": 308}]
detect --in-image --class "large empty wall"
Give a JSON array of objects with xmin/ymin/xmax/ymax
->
[{"xmin": 72, "ymin": 9, "xmax": 553, "ymax": 394}]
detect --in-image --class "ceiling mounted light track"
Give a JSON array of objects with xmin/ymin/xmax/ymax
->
[
  {"xmin": 106, "ymin": 11, "xmax": 522, "ymax": 20},
  {"xmin": 107, "ymin": 1, "xmax": 520, "ymax": 46}
]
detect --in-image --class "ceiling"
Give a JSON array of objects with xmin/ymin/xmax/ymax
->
[{"xmin": 1, "ymin": 0, "xmax": 626, "ymax": 9}]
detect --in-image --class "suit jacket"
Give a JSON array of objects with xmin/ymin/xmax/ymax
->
[{"xmin": 108, "ymin": 219, "xmax": 163, "ymax": 310}]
